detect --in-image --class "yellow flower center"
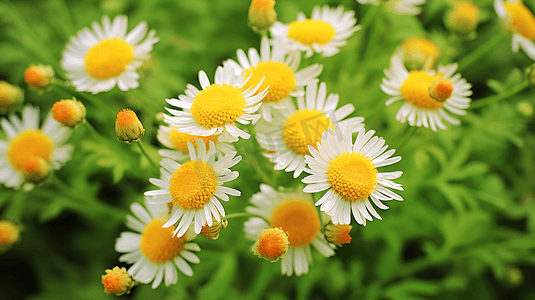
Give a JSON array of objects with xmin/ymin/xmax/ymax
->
[
  {"xmin": 254, "ymin": 227, "xmax": 289, "ymax": 262},
  {"xmin": 84, "ymin": 38, "xmax": 134, "ymax": 80},
  {"xmin": 190, "ymin": 84, "xmax": 246, "ymax": 129},
  {"xmin": 169, "ymin": 129, "xmax": 219, "ymax": 153},
  {"xmin": 327, "ymin": 152, "xmax": 377, "ymax": 202},
  {"xmin": 270, "ymin": 198, "xmax": 321, "ymax": 247},
  {"xmin": 168, "ymin": 160, "xmax": 218, "ymax": 210},
  {"xmin": 504, "ymin": 1, "xmax": 535, "ymax": 40},
  {"xmin": 242, "ymin": 61, "xmax": 296, "ymax": 103},
  {"xmin": 139, "ymin": 219, "xmax": 185, "ymax": 264},
  {"xmin": 400, "ymin": 71, "xmax": 445, "ymax": 109},
  {"xmin": 7, "ymin": 130, "xmax": 53, "ymax": 172},
  {"xmin": 287, "ymin": 19, "xmax": 336, "ymax": 46},
  {"xmin": 282, "ymin": 109, "xmax": 333, "ymax": 156}
]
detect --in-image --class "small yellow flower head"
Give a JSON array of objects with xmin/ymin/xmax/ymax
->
[
  {"xmin": 21, "ymin": 157, "xmax": 52, "ymax": 184},
  {"xmin": 24, "ymin": 64, "xmax": 55, "ymax": 93},
  {"xmin": 253, "ymin": 227, "xmax": 290, "ymax": 263},
  {"xmin": 324, "ymin": 222, "xmax": 352, "ymax": 247},
  {"xmin": 51, "ymin": 98, "xmax": 86, "ymax": 128},
  {"xmin": 101, "ymin": 266, "xmax": 134, "ymax": 296},
  {"xmin": 401, "ymin": 37, "xmax": 441, "ymax": 71},
  {"xmin": 248, "ymin": 0, "xmax": 277, "ymax": 34},
  {"xmin": 0, "ymin": 220, "xmax": 20, "ymax": 252},
  {"xmin": 0, "ymin": 81, "xmax": 24, "ymax": 114},
  {"xmin": 428, "ymin": 78, "xmax": 454, "ymax": 102},
  {"xmin": 517, "ymin": 101, "xmax": 534, "ymax": 117},
  {"xmin": 200, "ymin": 217, "xmax": 228, "ymax": 240},
  {"xmin": 505, "ymin": 267, "xmax": 523, "ymax": 287},
  {"xmin": 115, "ymin": 108, "xmax": 145, "ymax": 143},
  {"xmin": 446, "ymin": 2, "xmax": 480, "ymax": 36}
]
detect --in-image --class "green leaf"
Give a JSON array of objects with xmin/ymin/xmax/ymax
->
[
  {"xmin": 39, "ymin": 202, "xmax": 64, "ymax": 223},
  {"xmin": 197, "ymin": 252, "xmax": 237, "ymax": 300},
  {"xmin": 383, "ymin": 279, "xmax": 440, "ymax": 300}
]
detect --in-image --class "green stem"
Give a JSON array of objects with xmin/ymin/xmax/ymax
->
[
  {"xmin": 457, "ymin": 34, "xmax": 506, "ymax": 72},
  {"xmin": 395, "ymin": 126, "xmax": 417, "ymax": 151},
  {"xmin": 224, "ymin": 212, "xmax": 268, "ymax": 223},
  {"xmin": 129, "ymin": 89, "xmax": 161, "ymax": 111},
  {"xmin": 358, "ymin": 3, "xmax": 381, "ymax": 31},
  {"xmin": 470, "ymin": 81, "xmax": 529, "ymax": 109},
  {"xmin": 84, "ymin": 121, "xmax": 106, "ymax": 141},
  {"xmin": 137, "ymin": 140, "xmax": 159, "ymax": 170}
]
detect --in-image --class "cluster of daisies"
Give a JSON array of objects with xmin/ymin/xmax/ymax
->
[{"xmin": 3, "ymin": 0, "xmax": 535, "ymax": 294}]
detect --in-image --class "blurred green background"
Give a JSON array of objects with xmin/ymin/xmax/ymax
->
[{"xmin": 1, "ymin": 0, "xmax": 535, "ymax": 299}]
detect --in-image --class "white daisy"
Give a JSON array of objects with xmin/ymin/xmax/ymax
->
[
  {"xmin": 144, "ymin": 139, "xmax": 241, "ymax": 238},
  {"xmin": 256, "ymin": 81, "xmax": 364, "ymax": 178},
  {"xmin": 164, "ymin": 65, "xmax": 267, "ymax": 140},
  {"xmin": 381, "ymin": 53, "xmax": 472, "ymax": 131},
  {"xmin": 0, "ymin": 105, "xmax": 73, "ymax": 190},
  {"xmin": 115, "ymin": 200, "xmax": 201, "ymax": 288},
  {"xmin": 270, "ymin": 5, "xmax": 360, "ymax": 57},
  {"xmin": 224, "ymin": 36, "xmax": 322, "ymax": 122},
  {"xmin": 244, "ymin": 184, "xmax": 335, "ymax": 276},
  {"xmin": 157, "ymin": 125, "xmax": 235, "ymax": 162},
  {"xmin": 495, "ymin": 0, "xmax": 535, "ymax": 60},
  {"xmin": 302, "ymin": 126, "xmax": 403, "ymax": 226},
  {"xmin": 356, "ymin": 0, "xmax": 426, "ymax": 15},
  {"xmin": 61, "ymin": 15, "xmax": 159, "ymax": 94}
]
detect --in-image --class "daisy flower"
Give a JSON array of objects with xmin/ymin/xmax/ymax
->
[
  {"xmin": 380, "ymin": 53, "xmax": 472, "ymax": 131},
  {"xmin": 270, "ymin": 5, "xmax": 360, "ymax": 57},
  {"xmin": 302, "ymin": 126, "xmax": 403, "ymax": 226},
  {"xmin": 157, "ymin": 125, "xmax": 235, "ymax": 162},
  {"xmin": 256, "ymin": 81, "xmax": 364, "ymax": 177},
  {"xmin": 244, "ymin": 184, "xmax": 335, "ymax": 276},
  {"xmin": 115, "ymin": 200, "xmax": 201, "ymax": 288},
  {"xmin": 0, "ymin": 106, "xmax": 73, "ymax": 190},
  {"xmin": 61, "ymin": 15, "xmax": 159, "ymax": 94},
  {"xmin": 224, "ymin": 36, "xmax": 323, "ymax": 122},
  {"xmin": 164, "ymin": 65, "xmax": 267, "ymax": 140},
  {"xmin": 356, "ymin": 0, "xmax": 426, "ymax": 15},
  {"xmin": 145, "ymin": 139, "xmax": 241, "ymax": 238},
  {"xmin": 495, "ymin": 0, "xmax": 535, "ymax": 60}
]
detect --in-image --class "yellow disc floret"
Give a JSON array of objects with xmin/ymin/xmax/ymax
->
[
  {"xmin": 169, "ymin": 129, "xmax": 219, "ymax": 153},
  {"xmin": 327, "ymin": 152, "xmax": 378, "ymax": 202},
  {"xmin": 168, "ymin": 160, "xmax": 218, "ymax": 210},
  {"xmin": 84, "ymin": 38, "xmax": 134, "ymax": 80},
  {"xmin": 270, "ymin": 198, "xmax": 321, "ymax": 247},
  {"xmin": 242, "ymin": 61, "xmax": 296, "ymax": 103},
  {"xmin": 7, "ymin": 130, "xmax": 53, "ymax": 172},
  {"xmin": 287, "ymin": 19, "xmax": 336, "ymax": 46},
  {"xmin": 504, "ymin": 1, "xmax": 535, "ymax": 40},
  {"xmin": 253, "ymin": 227, "xmax": 290, "ymax": 262},
  {"xmin": 101, "ymin": 266, "xmax": 134, "ymax": 296},
  {"xmin": 400, "ymin": 71, "xmax": 445, "ymax": 109},
  {"xmin": 139, "ymin": 219, "xmax": 186, "ymax": 264},
  {"xmin": 282, "ymin": 109, "xmax": 333, "ymax": 156},
  {"xmin": 190, "ymin": 84, "xmax": 246, "ymax": 129}
]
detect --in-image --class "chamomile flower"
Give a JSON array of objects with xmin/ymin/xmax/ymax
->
[
  {"xmin": 244, "ymin": 184, "xmax": 335, "ymax": 276},
  {"xmin": 256, "ymin": 81, "xmax": 364, "ymax": 177},
  {"xmin": 225, "ymin": 36, "xmax": 323, "ymax": 122},
  {"xmin": 145, "ymin": 139, "xmax": 241, "ymax": 238},
  {"xmin": 270, "ymin": 5, "xmax": 360, "ymax": 57},
  {"xmin": 357, "ymin": 0, "xmax": 426, "ymax": 15},
  {"xmin": 495, "ymin": 0, "xmax": 535, "ymax": 60},
  {"xmin": 115, "ymin": 201, "xmax": 201, "ymax": 288},
  {"xmin": 381, "ymin": 53, "xmax": 472, "ymax": 131},
  {"xmin": 61, "ymin": 15, "xmax": 159, "ymax": 94},
  {"xmin": 164, "ymin": 65, "xmax": 267, "ymax": 140},
  {"xmin": 157, "ymin": 125, "xmax": 235, "ymax": 161},
  {"xmin": 0, "ymin": 106, "xmax": 73, "ymax": 190},
  {"xmin": 302, "ymin": 127, "xmax": 403, "ymax": 226}
]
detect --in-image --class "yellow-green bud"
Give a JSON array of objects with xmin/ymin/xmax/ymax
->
[{"xmin": 248, "ymin": 0, "xmax": 277, "ymax": 34}]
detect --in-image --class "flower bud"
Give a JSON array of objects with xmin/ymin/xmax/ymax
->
[
  {"xmin": 22, "ymin": 157, "xmax": 52, "ymax": 184},
  {"xmin": 115, "ymin": 108, "xmax": 145, "ymax": 143},
  {"xmin": 51, "ymin": 97, "xmax": 86, "ymax": 128},
  {"xmin": 101, "ymin": 266, "xmax": 134, "ymax": 296},
  {"xmin": 248, "ymin": 0, "xmax": 277, "ymax": 34},
  {"xmin": 517, "ymin": 101, "xmax": 533, "ymax": 117},
  {"xmin": 428, "ymin": 78, "xmax": 453, "ymax": 102},
  {"xmin": 200, "ymin": 217, "xmax": 228, "ymax": 240},
  {"xmin": 0, "ymin": 220, "xmax": 20, "ymax": 252},
  {"xmin": 24, "ymin": 64, "xmax": 54, "ymax": 93},
  {"xmin": 0, "ymin": 81, "xmax": 24, "ymax": 114},
  {"xmin": 324, "ymin": 222, "xmax": 352, "ymax": 247},
  {"xmin": 446, "ymin": 2, "xmax": 480, "ymax": 36},
  {"xmin": 401, "ymin": 37, "xmax": 441, "ymax": 71},
  {"xmin": 253, "ymin": 227, "xmax": 289, "ymax": 263},
  {"xmin": 504, "ymin": 267, "xmax": 523, "ymax": 287}
]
